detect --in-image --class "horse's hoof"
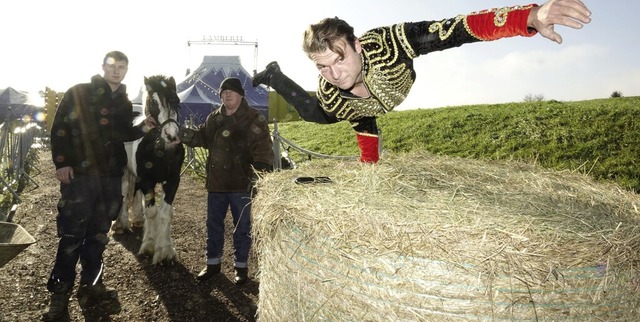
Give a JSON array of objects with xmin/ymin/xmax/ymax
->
[
  {"xmin": 152, "ymin": 257, "xmax": 176, "ymax": 266},
  {"xmin": 154, "ymin": 258, "xmax": 175, "ymax": 266},
  {"xmin": 138, "ymin": 244, "xmax": 154, "ymax": 256}
]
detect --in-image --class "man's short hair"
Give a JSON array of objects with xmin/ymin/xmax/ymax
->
[
  {"xmin": 303, "ymin": 17, "xmax": 357, "ymax": 59},
  {"xmin": 103, "ymin": 51, "xmax": 129, "ymax": 65}
]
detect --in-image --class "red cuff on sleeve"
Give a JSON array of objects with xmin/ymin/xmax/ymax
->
[
  {"xmin": 465, "ymin": 4, "xmax": 538, "ymax": 41},
  {"xmin": 356, "ymin": 132, "xmax": 379, "ymax": 163}
]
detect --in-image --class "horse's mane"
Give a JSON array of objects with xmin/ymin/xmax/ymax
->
[
  {"xmin": 143, "ymin": 74, "xmax": 179, "ymax": 109},
  {"xmin": 144, "ymin": 75, "xmax": 172, "ymax": 93}
]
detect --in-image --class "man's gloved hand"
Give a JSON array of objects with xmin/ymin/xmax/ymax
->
[
  {"xmin": 248, "ymin": 162, "xmax": 273, "ymax": 196},
  {"xmin": 178, "ymin": 124, "xmax": 194, "ymax": 143},
  {"xmin": 247, "ymin": 177, "xmax": 259, "ymax": 197}
]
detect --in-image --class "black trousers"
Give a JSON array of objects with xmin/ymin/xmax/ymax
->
[{"xmin": 47, "ymin": 175, "xmax": 122, "ymax": 293}]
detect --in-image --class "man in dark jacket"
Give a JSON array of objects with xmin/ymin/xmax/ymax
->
[
  {"xmin": 44, "ymin": 51, "xmax": 153, "ymax": 320},
  {"xmin": 179, "ymin": 77, "xmax": 274, "ymax": 285}
]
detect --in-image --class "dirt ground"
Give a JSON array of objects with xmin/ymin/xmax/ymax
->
[{"xmin": 0, "ymin": 147, "xmax": 259, "ymax": 322}]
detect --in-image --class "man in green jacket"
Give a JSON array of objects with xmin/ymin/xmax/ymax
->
[{"xmin": 179, "ymin": 77, "xmax": 274, "ymax": 285}]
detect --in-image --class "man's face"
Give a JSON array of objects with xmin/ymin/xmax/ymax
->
[
  {"xmin": 102, "ymin": 57, "xmax": 128, "ymax": 86},
  {"xmin": 310, "ymin": 38, "xmax": 362, "ymax": 90},
  {"xmin": 221, "ymin": 90, "xmax": 242, "ymax": 113}
]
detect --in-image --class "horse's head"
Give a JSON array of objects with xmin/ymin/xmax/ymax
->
[{"xmin": 144, "ymin": 75, "xmax": 181, "ymax": 146}]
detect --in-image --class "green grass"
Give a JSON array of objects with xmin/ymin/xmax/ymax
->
[{"xmin": 273, "ymin": 96, "xmax": 640, "ymax": 192}]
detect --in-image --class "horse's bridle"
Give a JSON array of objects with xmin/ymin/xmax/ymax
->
[
  {"xmin": 147, "ymin": 94, "xmax": 181, "ymax": 131},
  {"xmin": 158, "ymin": 118, "xmax": 180, "ymax": 128},
  {"xmin": 151, "ymin": 116, "xmax": 181, "ymax": 149},
  {"xmin": 148, "ymin": 111, "xmax": 181, "ymax": 134}
]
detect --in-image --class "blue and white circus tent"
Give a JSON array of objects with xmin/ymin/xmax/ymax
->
[
  {"xmin": 176, "ymin": 56, "xmax": 267, "ymax": 125},
  {"xmin": 0, "ymin": 87, "xmax": 43, "ymax": 123},
  {"xmin": 132, "ymin": 56, "xmax": 267, "ymax": 126}
]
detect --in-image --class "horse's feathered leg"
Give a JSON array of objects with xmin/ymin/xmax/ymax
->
[
  {"xmin": 112, "ymin": 154, "xmax": 137, "ymax": 234},
  {"xmin": 152, "ymin": 200, "xmax": 176, "ymax": 264},
  {"xmin": 138, "ymin": 192, "xmax": 157, "ymax": 256},
  {"xmin": 148, "ymin": 172, "xmax": 181, "ymax": 263},
  {"xmin": 130, "ymin": 189, "xmax": 145, "ymax": 228}
]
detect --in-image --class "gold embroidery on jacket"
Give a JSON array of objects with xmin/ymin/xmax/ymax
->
[
  {"xmin": 428, "ymin": 15, "xmax": 465, "ymax": 41},
  {"xmin": 494, "ymin": 7, "xmax": 509, "ymax": 27},
  {"xmin": 395, "ymin": 23, "xmax": 416, "ymax": 59},
  {"xmin": 318, "ymin": 24, "xmax": 415, "ymax": 121}
]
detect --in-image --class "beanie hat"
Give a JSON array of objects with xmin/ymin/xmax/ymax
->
[{"xmin": 219, "ymin": 77, "xmax": 245, "ymax": 97}]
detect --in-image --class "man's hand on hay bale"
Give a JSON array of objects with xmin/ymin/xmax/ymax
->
[{"xmin": 250, "ymin": 162, "xmax": 273, "ymax": 196}]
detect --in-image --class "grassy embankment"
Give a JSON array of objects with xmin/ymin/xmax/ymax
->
[{"xmin": 273, "ymin": 96, "xmax": 640, "ymax": 193}]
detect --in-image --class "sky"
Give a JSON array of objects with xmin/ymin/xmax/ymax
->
[{"xmin": 1, "ymin": 0, "xmax": 638, "ymax": 110}]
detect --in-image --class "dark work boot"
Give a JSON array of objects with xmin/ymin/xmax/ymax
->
[
  {"xmin": 234, "ymin": 267, "xmax": 248, "ymax": 285},
  {"xmin": 196, "ymin": 264, "xmax": 221, "ymax": 281},
  {"xmin": 77, "ymin": 283, "xmax": 118, "ymax": 309},
  {"xmin": 252, "ymin": 61, "xmax": 280, "ymax": 87},
  {"xmin": 42, "ymin": 292, "xmax": 70, "ymax": 321}
]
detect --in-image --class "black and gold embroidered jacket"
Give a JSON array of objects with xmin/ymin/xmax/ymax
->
[{"xmin": 316, "ymin": 5, "xmax": 537, "ymax": 126}]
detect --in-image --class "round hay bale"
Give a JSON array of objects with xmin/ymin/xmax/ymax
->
[{"xmin": 252, "ymin": 151, "xmax": 640, "ymax": 321}]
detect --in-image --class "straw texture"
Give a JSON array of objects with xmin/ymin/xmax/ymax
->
[{"xmin": 252, "ymin": 151, "xmax": 640, "ymax": 321}]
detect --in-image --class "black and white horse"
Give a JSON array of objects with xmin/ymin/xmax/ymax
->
[{"xmin": 112, "ymin": 75, "xmax": 185, "ymax": 264}]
